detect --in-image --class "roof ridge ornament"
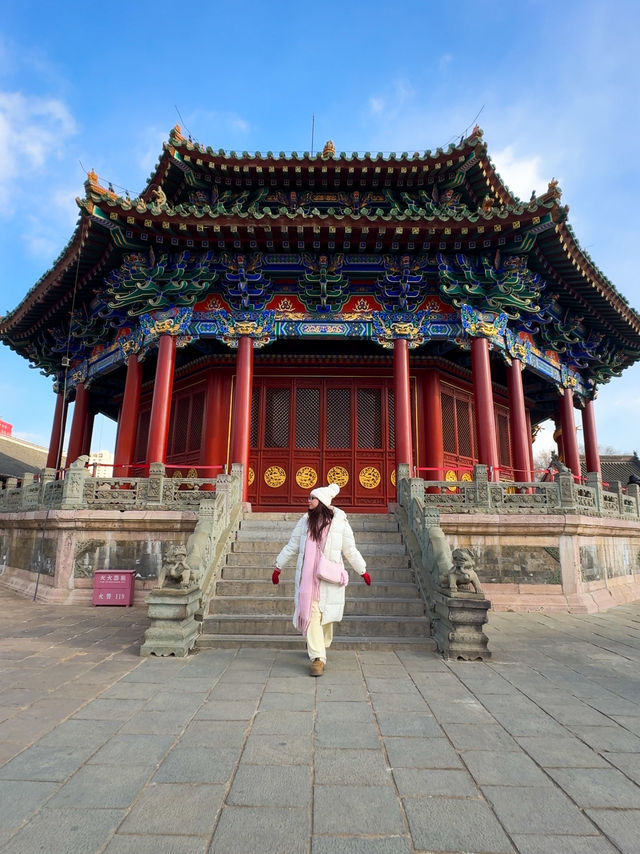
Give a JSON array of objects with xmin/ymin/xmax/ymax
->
[
  {"xmin": 170, "ymin": 124, "xmax": 185, "ymax": 143},
  {"xmin": 322, "ymin": 140, "xmax": 336, "ymax": 159},
  {"xmin": 84, "ymin": 168, "xmax": 117, "ymax": 200}
]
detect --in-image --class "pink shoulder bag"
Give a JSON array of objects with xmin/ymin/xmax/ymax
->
[{"xmin": 317, "ymin": 554, "xmax": 348, "ymax": 586}]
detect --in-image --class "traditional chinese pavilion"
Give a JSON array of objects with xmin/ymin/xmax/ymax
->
[{"xmin": 2, "ymin": 125, "xmax": 640, "ymax": 512}]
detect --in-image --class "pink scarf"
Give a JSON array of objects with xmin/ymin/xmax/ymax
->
[{"xmin": 296, "ymin": 527, "xmax": 328, "ymax": 636}]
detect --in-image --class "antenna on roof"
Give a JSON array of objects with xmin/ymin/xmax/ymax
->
[
  {"xmin": 311, "ymin": 113, "xmax": 315, "ymax": 157},
  {"xmin": 175, "ymin": 106, "xmax": 195, "ymax": 144},
  {"xmin": 463, "ymin": 105, "xmax": 485, "ymax": 138}
]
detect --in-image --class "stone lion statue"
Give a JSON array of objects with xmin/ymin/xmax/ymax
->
[
  {"xmin": 158, "ymin": 543, "xmax": 193, "ymax": 589},
  {"xmin": 440, "ymin": 547, "xmax": 483, "ymax": 596}
]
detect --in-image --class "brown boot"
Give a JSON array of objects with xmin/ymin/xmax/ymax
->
[{"xmin": 309, "ymin": 658, "xmax": 325, "ymax": 677}]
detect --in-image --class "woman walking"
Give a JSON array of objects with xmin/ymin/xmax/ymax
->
[{"xmin": 272, "ymin": 483, "xmax": 371, "ymax": 676}]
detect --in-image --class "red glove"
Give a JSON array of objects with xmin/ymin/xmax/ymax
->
[
  {"xmin": 362, "ymin": 572, "xmax": 371, "ymax": 585},
  {"xmin": 272, "ymin": 568, "xmax": 281, "ymax": 585}
]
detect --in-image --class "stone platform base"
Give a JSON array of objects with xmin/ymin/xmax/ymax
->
[{"xmin": 141, "ymin": 585, "xmax": 201, "ymax": 657}]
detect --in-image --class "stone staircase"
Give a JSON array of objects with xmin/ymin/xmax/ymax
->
[{"xmin": 197, "ymin": 512, "xmax": 436, "ymax": 652}]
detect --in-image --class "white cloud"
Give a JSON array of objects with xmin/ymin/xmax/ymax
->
[
  {"xmin": 368, "ymin": 97, "xmax": 384, "ymax": 114},
  {"xmin": 0, "ymin": 91, "xmax": 77, "ymax": 214},
  {"xmin": 490, "ymin": 144, "xmax": 551, "ymax": 202}
]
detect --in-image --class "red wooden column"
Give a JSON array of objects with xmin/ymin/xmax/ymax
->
[
  {"xmin": 114, "ymin": 354, "xmax": 142, "ymax": 476},
  {"xmin": 507, "ymin": 360, "xmax": 532, "ymax": 482},
  {"xmin": 393, "ymin": 338, "xmax": 413, "ymax": 471},
  {"xmin": 46, "ymin": 392, "xmax": 67, "ymax": 470},
  {"xmin": 67, "ymin": 383, "xmax": 89, "ymax": 465},
  {"xmin": 559, "ymin": 388, "xmax": 581, "ymax": 478},
  {"xmin": 81, "ymin": 411, "xmax": 95, "ymax": 457},
  {"xmin": 553, "ymin": 415, "xmax": 564, "ymax": 461},
  {"xmin": 582, "ymin": 398, "xmax": 601, "ymax": 474},
  {"xmin": 201, "ymin": 371, "xmax": 225, "ymax": 471},
  {"xmin": 423, "ymin": 370, "xmax": 443, "ymax": 481},
  {"xmin": 229, "ymin": 336, "xmax": 254, "ymax": 501},
  {"xmin": 471, "ymin": 337, "xmax": 500, "ymax": 481},
  {"xmin": 146, "ymin": 335, "xmax": 177, "ymax": 464}
]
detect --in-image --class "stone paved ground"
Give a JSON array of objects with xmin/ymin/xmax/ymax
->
[{"xmin": 1, "ymin": 585, "xmax": 640, "ymax": 853}]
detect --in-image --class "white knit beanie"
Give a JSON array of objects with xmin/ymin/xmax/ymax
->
[{"xmin": 310, "ymin": 482, "xmax": 340, "ymax": 508}]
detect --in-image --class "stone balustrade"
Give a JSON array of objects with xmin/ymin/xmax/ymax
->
[
  {"xmin": 0, "ymin": 463, "xmax": 227, "ymax": 512},
  {"xmin": 399, "ymin": 465, "xmax": 640, "ymax": 520}
]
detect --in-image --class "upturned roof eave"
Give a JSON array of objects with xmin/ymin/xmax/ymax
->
[{"xmin": 0, "ymin": 213, "xmax": 88, "ymax": 335}]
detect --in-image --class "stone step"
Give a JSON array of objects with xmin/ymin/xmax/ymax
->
[
  {"xmin": 196, "ymin": 634, "xmax": 437, "ymax": 652},
  {"xmin": 231, "ymin": 540, "xmax": 407, "ymax": 555},
  {"xmin": 242, "ymin": 512, "xmax": 398, "ymax": 526},
  {"xmin": 240, "ymin": 518, "xmax": 401, "ymax": 533},
  {"xmin": 197, "ymin": 511, "xmax": 433, "ymax": 654},
  {"xmin": 221, "ymin": 563, "xmax": 413, "ymax": 581},
  {"xmin": 201, "ymin": 614, "xmax": 429, "ymax": 638},
  {"xmin": 216, "ymin": 578, "xmax": 420, "ymax": 599},
  {"xmin": 235, "ymin": 528, "xmax": 403, "ymax": 544},
  {"xmin": 208, "ymin": 595, "xmax": 426, "ymax": 618}
]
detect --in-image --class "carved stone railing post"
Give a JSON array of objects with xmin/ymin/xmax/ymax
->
[
  {"xmin": 40, "ymin": 468, "xmax": 56, "ymax": 502},
  {"xmin": 60, "ymin": 465, "xmax": 89, "ymax": 509},
  {"xmin": 586, "ymin": 471, "xmax": 603, "ymax": 513},
  {"xmin": 6, "ymin": 477, "xmax": 17, "ymax": 490},
  {"xmin": 473, "ymin": 465, "xmax": 489, "ymax": 509},
  {"xmin": 396, "ymin": 464, "xmax": 411, "ymax": 509},
  {"xmin": 214, "ymin": 473, "xmax": 232, "ymax": 528},
  {"xmin": 626, "ymin": 483, "xmax": 640, "ymax": 517},
  {"xmin": 612, "ymin": 481, "xmax": 625, "ymax": 515},
  {"xmin": 140, "ymin": 585, "xmax": 201, "ymax": 657},
  {"xmin": 431, "ymin": 591, "xmax": 492, "ymax": 660},
  {"xmin": 21, "ymin": 474, "xmax": 35, "ymax": 510},
  {"xmin": 557, "ymin": 471, "xmax": 577, "ymax": 511},
  {"xmin": 146, "ymin": 462, "xmax": 166, "ymax": 507}
]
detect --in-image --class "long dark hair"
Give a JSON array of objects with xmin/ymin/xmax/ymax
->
[{"xmin": 307, "ymin": 502, "xmax": 334, "ymax": 543}]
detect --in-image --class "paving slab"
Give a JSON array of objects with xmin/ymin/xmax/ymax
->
[
  {"xmin": 482, "ymin": 784, "xmax": 596, "ymax": 834},
  {"xmin": 228, "ymin": 764, "xmax": 311, "ymax": 806},
  {"xmin": 210, "ymin": 806, "xmax": 308, "ymax": 854},
  {"xmin": 545, "ymin": 766, "xmax": 640, "ymax": 807},
  {"xmin": 119, "ymin": 783, "xmax": 225, "ymax": 835},
  {"xmin": 585, "ymin": 808, "xmax": 640, "ymax": 854},
  {"xmin": 1, "ymin": 807, "xmax": 125, "ymax": 854},
  {"xmin": 312, "ymin": 839, "xmax": 412, "ymax": 854},
  {"xmin": 403, "ymin": 796, "xmax": 514, "ymax": 853},
  {"xmin": 313, "ymin": 784, "xmax": 405, "ymax": 835},
  {"xmin": 103, "ymin": 835, "xmax": 209, "ymax": 854},
  {"xmin": 314, "ymin": 747, "xmax": 391, "ymax": 785},
  {"xmin": 510, "ymin": 834, "xmax": 619, "ymax": 854}
]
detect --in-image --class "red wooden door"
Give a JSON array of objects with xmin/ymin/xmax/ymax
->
[{"xmin": 248, "ymin": 376, "xmax": 397, "ymax": 511}]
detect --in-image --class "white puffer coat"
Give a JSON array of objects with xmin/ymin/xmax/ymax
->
[{"xmin": 275, "ymin": 507, "xmax": 367, "ymax": 627}]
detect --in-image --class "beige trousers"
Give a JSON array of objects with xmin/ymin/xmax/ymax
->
[{"xmin": 306, "ymin": 601, "xmax": 334, "ymax": 662}]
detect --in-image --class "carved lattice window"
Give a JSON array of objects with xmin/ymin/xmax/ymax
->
[
  {"xmin": 264, "ymin": 387, "xmax": 290, "ymax": 448},
  {"xmin": 456, "ymin": 398, "xmax": 473, "ymax": 458},
  {"xmin": 388, "ymin": 389, "xmax": 395, "ymax": 449},
  {"xmin": 357, "ymin": 387, "xmax": 382, "ymax": 449},
  {"xmin": 296, "ymin": 387, "xmax": 320, "ymax": 448},
  {"xmin": 250, "ymin": 387, "xmax": 260, "ymax": 448},
  {"xmin": 496, "ymin": 408, "xmax": 511, "ymax": 468},
  {"xmin": 326, "ymin": 388, "xmax": 351, "ymax": 448},
  {"xmin": 189, "ymin": 392, "xmax": 205, "ymax": 451},
  {"xmin": 441, "ymin": 392, "xmax": 456, "ymax": 454}
]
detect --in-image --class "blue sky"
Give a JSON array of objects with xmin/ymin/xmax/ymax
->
[{"xmin": 1, "ymin": 0, "xmax": 639, "ymax": 459}]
